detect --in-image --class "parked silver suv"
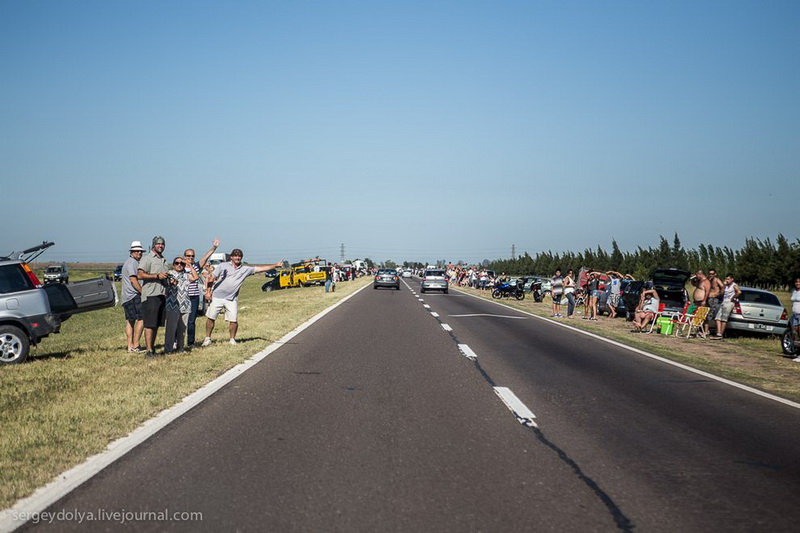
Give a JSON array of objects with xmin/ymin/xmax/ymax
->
[
  {"xmin": 420, "ymin": 268, "xmax": 449, "ymax": 294},
  {"xmin": 43, "ymin": 263, "xmax": 69, "ymax": 284},
  {"xmin": 1, "ymin": 242, "xmax": 116, "ymax": 364}
]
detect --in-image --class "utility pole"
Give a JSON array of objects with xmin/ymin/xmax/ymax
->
[
  {"xmin": 512, "ymin": 244, "xmax": 516, "ymax": 260},
  {"xmin": 340, "ymin": 243, "xmax": 345, "ymax": 264}
]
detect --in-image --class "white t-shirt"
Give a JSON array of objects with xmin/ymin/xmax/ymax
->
[{"xmin": 791, "ymin": 289, "xmax": 800, "ymax": 315}]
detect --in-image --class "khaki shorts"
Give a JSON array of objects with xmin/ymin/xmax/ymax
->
[{"xmin": 205, "ymin": 298, "xmax": 239, "ymax": 322}]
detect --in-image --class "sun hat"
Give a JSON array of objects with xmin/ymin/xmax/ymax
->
[{"xmin": 129, "ymin": 241, "xmax": 146, "ymax": 252}]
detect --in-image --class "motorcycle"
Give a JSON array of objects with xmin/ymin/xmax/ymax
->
[
  {"xmin": 492, "ymin": 277, "xmax": 527, "ymax": 301},
  {"xmin": 531, "ymin": 281, "xmax": 545, "ymax": 302}
]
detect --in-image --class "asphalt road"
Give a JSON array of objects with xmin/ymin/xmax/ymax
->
[{"xmin": 21, "ymin": 280, "xmax": 800, "ymax": 532}]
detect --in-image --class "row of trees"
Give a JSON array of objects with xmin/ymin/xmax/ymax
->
[{"xmin": 485, "ymin": 234, "xmax": 800, "ymax": 290}]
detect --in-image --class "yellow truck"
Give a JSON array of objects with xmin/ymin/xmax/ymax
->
[
  {"xmin": 261, "ymin": 260, "xmax": 328, "ymax": 292},
  {"xmin": 291, "ymin": 262, "xmax": 327, "ymax": 287}
]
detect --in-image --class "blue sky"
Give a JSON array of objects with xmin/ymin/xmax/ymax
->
[{"xmin": 2, "ymin": 0, "xmax": 798, "ymax": 265}]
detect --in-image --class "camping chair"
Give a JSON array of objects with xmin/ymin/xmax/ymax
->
[
  {"xmin": 682, "ymin": 306, "xmax": 709, "ymax": 338},
  {"xmin": 646, "ymin": 303, "xmax": 668, "ymax": 333},
  {"xmin": 669, "ymin": 303, "xmax": 696, "ymax": 335}
]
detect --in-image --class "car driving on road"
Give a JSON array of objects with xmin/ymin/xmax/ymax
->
[
  {"xmin": 373, "ymin": 268, "xmax": 400, "ymax": 290},
  {"xmin": 420, "ymin": 268, "xmax": 448, "ymax": 294}
]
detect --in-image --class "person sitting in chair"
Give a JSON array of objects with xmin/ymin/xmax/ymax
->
[{"xmin": 633, "ymin": 283, "xmax": 660, "ymax": 333}]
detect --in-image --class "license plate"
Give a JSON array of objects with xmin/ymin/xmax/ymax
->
[{"xmin": 748, "ymin": 323, "xmax": 773, "ymax": 331}]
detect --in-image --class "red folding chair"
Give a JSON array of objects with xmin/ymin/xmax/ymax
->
[
  {"xmin": 646, "ymin": 303, "xmax": 667, "ymax": 334},
  {"xmin": 668, "ymin": 303, "xmax": 696, "ymax": 335}
]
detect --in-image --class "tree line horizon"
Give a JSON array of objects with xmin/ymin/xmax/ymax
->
[{"xmin": 479, "ymin": 234, "xmax": 799, "ymax": 290}]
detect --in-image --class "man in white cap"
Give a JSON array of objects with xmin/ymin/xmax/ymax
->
[{"xmin": 122, "ymin": 241, "xmax": 146, "ymax": 352}]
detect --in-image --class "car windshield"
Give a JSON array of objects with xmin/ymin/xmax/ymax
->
[
  {"xmin": 46, "ymin": 266, "xmax": 61, "ymax": 273},
  {"xmin": 739, "ymin": 289, "xmax": 781, "ymax": 306},
  {"xmin": 378, "ymin": 269, "xmax": 396, "ymax": 275},
  {"xmin": 426, "ymin": 270, "xmax": 445, "ymax": 277}
]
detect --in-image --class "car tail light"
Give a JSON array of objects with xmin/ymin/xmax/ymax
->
[
  {"xmin": 21, "ymin": 262, "xmax": 42, "ymax": 288},
  {"xmin": 374, "ymin": 275, "xmax": 379, "ymax": 281},
  {"xmin": 781, "ymin": 308, "xmax": 788, "ymax": 321},
  {"xmin": 733, "ymin": 301, "xmax": 742, "ymax": 315}
]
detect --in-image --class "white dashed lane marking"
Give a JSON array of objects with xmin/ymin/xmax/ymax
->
[
  {"xmin": 458, "ymin": 344, "xmax": 478, "ymax": 361},
  {"xmin": 494, "ymin": 387, "xmax": 538, "ymax": 427}
]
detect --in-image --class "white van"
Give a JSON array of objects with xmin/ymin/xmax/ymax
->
[{"xmin": 208, "ymin": 252, "xmax": 228, "ymax": 266}]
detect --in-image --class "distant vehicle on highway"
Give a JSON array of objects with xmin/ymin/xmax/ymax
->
[
  {"xmin": 421, "ymin": 268, "xmax": 448, "ymax": 294},
  {"xmin": 43, "ymin": 263, "xmax": 69, "ymax": 284},
  {"xmin": 374, "ymin": 268, "xmax": 400, "ymax": 290},
  {"xmin": 113, "ymin": 264, "xmax": 123, "ymax": 281}
]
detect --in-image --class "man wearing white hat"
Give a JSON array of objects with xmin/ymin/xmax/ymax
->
[{"xmin": 122, "ymin": 240, "xmax": 146, "ymax": 352}]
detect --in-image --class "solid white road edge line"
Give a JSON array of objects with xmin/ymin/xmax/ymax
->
[
  {"xmin": 494, "ymin": 387, "xmax": 538, "ymax": 427},
  {"xmin": 0, "ymin": 282, "xmax": 373, "ymax": 532},
  {"xmin": 456, "ymin": 288, "xmax": 800, "ymax": 411},
  {"xmin": 458, "ymin": 344, "xmax": 478, "ymax": 361},
  {"xmin": 449, "ymin": 313, "xmax": 527, "ymax": 319}
]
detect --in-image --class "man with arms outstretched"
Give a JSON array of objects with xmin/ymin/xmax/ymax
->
[{"xmin": 201, "ymin": 249, "xmax": 284, "ymax": 346}]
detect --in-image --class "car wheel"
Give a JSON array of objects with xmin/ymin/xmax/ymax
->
[
  {"xmin": 421, "ymin": 288, "xmax": 426, "ymax": 293},
  {"xmin": 261, "ymin": 283, "xmax": 274, "ymax": 292},
  {"xmin": 0, "ymin": 325, "xmax": 29, "ymax": 365},
  {"xmin": 373, "ymin": 285, "xmax": 378, "ymax": 289},
  {"xmin": 782, "ymin": 329, "xmax": 797, "ymax": 356},
  {"xmin": 396, "ymin": 286, "xmax": 400, "ymax": 290},
  {"xmin": 444, "ymin": 289, "xmax": 449, "ymax": 294}
]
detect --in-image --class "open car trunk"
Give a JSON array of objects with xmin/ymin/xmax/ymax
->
[
  {"xmin": 43, "ymin": 277, "xmax": 117, "ymax": 321},
  {"xmin": 651, "ymin": 268, "xmax": 690, "ymax": 313}
]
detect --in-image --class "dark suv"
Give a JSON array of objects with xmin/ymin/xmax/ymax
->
[{"xmin": 1, "ymin": 243, "xmax": 116, "ymax": 364}]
